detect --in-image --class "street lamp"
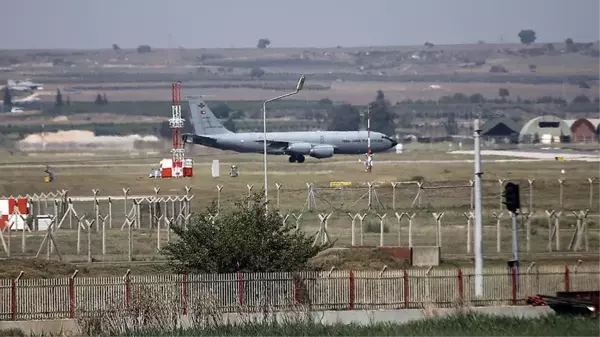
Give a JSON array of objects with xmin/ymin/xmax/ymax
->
[{"xmin": 263, "ymin": 75, "xmax": 306, "ymax": 211}]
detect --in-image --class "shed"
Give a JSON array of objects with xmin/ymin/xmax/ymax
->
[
  {"xmin": 480, "ymin": 117, "xmax": 521, "ymax": 143},
  {"xmin": 481, "ymin": 117, "xmax": 521, "ymax": 136},
  {"xmin": 518, "ymin": 116, "xmax": 571, "ymax": 144},
  {"xmin": 565, "ymin": 118, "xmax": 600, "ymax": 142}
]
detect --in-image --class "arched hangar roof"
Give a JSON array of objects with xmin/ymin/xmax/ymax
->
[
  {"xmin": 480, "ymin": 117, "xmax": 521, "ymax": 137},
  {"xmin": 519, "ymin": 115, "xmax": 571, "ymax": 141},
  {"xmin": 564, "ymin": 118, "xmax": 600, "ymax": 134}
]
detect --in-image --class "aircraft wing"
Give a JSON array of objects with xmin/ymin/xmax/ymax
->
[
  {"xmin": 255, "ymin": 140, "xmax": 292, "ymax": 150},
  {"xmin": 256, "ymin": 139, "xmax": 337, "ymax": 151}
]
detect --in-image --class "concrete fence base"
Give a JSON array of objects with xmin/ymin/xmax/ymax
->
[{"xmin": 0, "ymin": 306, "xmax": 555, "ymax": 336}]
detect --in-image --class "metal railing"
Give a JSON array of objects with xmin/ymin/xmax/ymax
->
[{"xmin": 0, "ymin": 264, "xmax": 598, "ymax": 321}]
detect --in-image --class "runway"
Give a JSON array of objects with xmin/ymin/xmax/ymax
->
[{"xmin": 0, "ymin": 149, "xmax": 596, "ymax": 169}]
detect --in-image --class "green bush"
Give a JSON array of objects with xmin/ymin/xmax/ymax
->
[{"xmin": 160, "ymin": 192, "xmax": 332, "ymax": 273}]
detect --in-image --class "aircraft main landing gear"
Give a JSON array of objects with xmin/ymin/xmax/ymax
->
[{"xmin": 288, "ymin": 154, "xmax": 306, "ymax": 163}]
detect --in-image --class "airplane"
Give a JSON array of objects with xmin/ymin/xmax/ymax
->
[{"xmin": 182, "ymin": 96, "xmax": 398, "ymax": 163}]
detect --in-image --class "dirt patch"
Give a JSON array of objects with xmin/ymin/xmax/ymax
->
[
  {"xmin": 309, "ymin": 247, "xmax": 411, "ymax": 270},
  {"xmin": 0, "ymin": 258, "xmax": 170, "ymax": 279}
]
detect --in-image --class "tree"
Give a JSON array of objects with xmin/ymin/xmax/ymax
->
[
  {"xmin": 212, "ymin": 102, "xmax": 231, "ymax": 119},
  {"xmin": 250, "ymin": 67, "xmax": 266, "ymax": 78},
  {"xmin": 137, "ymin": 45, "xmax": 152, "ymax": 53},
  {"xmin": 102, "ymin": 93, "xmax": 108, "ymax": 105},
  {"xmin": 160, "ymin": 192, "xmax": 330, "ymax": 273},
  {"xmin": 257, "ymin": 38, "xmax": 271, "ymax": 49},
  {"xmin": 469, "ymin": 93, "xmax": 485, "ymax": 103},
  {"xmin": 367, "ymin": 90, "xmax": 396, "ymax": 137},
  {"xmin": 571, "ymin": 95, "xmax": 591, "ymax": 104},
  {"xmin": 95, "ymin": 93, "xmax": 104, "ymax": 105},
  {"xmin": 565, "ymin": 38, "xmax": 574, "ymax": 52},
  {"xmin": 518, "ymin": 30, "xmax": 536, "ymax": 45},
  {"xmin": 498, "ymin": 88, "xmax": 510, "ymax": 100},
  {"xmin": 222, "ymin": 118, "xmax": 236, "ymax": 132},
  {"xmin": 55, "ymin": 89, "xmax": 63, "ymax": 107},
  {"xmin": 326, "ymin": 104, "xmax": 360, "ymax": 131},
  {"xmin": 578, "ymin": 81, "xmax": 590, "ymax": 89},
  {"xmin": 112, "ymin": 44, "xmax": 121, "ymax": 51},
  {"xmin": 444, "ymin": 112, "xmax": 459, "ymax": 135},
  {"xmin": 2, "ymin": 87, "xmax": 11, "ymax": 106}
]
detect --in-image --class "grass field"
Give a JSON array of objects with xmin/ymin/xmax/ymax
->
[
  {"xmin": 0, "ymin": 147, "xmax": 598, "ymax": 271},
  {"xmin": 36, "ymin": 80, "xmax": 599, "ymax": 104}
]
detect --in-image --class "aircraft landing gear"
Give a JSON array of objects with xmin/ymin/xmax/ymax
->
[{"xmin": 288, "ymin": 154, "xmax": 306, "ymax": 163}]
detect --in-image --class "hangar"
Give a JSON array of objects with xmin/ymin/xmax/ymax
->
[
  {"xmin": 564, "ymin": 118, "xmax": 600, "ymax": 143},
  {"xmin": 480, "ymin": 117, "xmax": 521, "ymax": 143},
  {"xmin": 519, "ymin": 115, "xmax": 571, "ymax": 144}
]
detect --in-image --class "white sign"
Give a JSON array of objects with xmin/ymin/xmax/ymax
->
[{"xmin": 212, "ymin": 160, "xmax": 220, "ymax": 177}]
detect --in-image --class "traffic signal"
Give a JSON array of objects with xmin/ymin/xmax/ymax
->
[{"xmin": 502, "ymin": 182, "xmax": 520, "ymax": 213}]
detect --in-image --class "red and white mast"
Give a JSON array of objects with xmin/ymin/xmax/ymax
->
[
  {"xmin": 170, "ymin": 82, "xmax": 185, "ymax": 176},
  {"xmin": 367, "ymin": 104, "xmax": 371, "ymax": 155}
]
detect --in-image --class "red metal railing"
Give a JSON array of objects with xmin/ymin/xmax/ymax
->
[{"xmin": 0, "ymin": 264, "xmax": 598, "ymax": 321}]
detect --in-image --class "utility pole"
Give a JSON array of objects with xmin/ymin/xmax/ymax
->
[{"xmin": 474, "ymin": 118, "xmax": 483, "ymax": 297}]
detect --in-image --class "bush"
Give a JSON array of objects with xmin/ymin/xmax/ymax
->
[{"xmin": 160, "ymin": 192, "xmax": 332, "ymax": 273}]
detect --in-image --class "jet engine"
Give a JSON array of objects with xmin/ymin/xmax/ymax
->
[
  {"xmin": 286, "ymin": 142, "xmax": 312, "ymax": 154},
  {"xmin": 309, "ymin": 145, "xmax": 334, "ymax": 158}
]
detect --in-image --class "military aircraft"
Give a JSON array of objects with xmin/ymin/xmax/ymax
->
[{"xmin": 182, "ymin": 97, "xmax": 398, "ymax": 163}]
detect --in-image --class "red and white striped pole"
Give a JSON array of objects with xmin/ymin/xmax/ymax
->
[{"xmin": 367, "ymin": 104, "xmax": 371, "ymax": 155}]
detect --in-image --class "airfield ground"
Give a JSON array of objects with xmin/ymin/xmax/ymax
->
[{"xmin": 0, "ymin": 146, "xmax": 598, "ymax": 278}]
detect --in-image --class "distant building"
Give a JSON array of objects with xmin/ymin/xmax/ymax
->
[
  {"xmin": 564, "ymin": 118, "xmax": 600, "ymax": 143},
  {"xmin": 519, "ymin": 115, "xmax": 571, "ymax": 144},
  {"xmin": 480, "ymin": 117, "xmax": 521, "ymax": 143}
]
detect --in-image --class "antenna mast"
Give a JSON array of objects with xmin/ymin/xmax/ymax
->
[{"xmin": 170, "ymin": 82, "xmax": 185, "ymax": 177}]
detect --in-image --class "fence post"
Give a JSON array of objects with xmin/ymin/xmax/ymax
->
[
  {"xmin": 11, "ymin": 271, "xmax": 23, "ymax": 321},
  {"xmin": 238, "ymin": 271, "xmax": 244, "ymax": 306},
  {"xmin": 124, "ymin": 269, "xmax": 131, "ymax": 309},
  {"xmin": 69, "ymin": 270, "xmax": 78, "ymax": 319},
  {"xmin": 511, "ymin": 266, "xmax": 517, "ymax": 305},
  {"xmin": 403, "ymin": 269, "xmax": 409, "ymax": 308},
  {"xmin": 293, "ymin": 273, "xmax": 300, "ymax": 306},
  {"xmin": 349, "ymin": 271, "xmax": 355, "ymax": 310},
  {"xmin": 182, "ymin": 272, "xmax": 188, "ymax": 316},
  {"xmin": 10, "ymin": 281, "xmax": 16, "ymax": 321},
  {"xmin": 564, "ymin": 265, "xmax": 570, "ymax": 292},
  {"xmin": 457, "ymin": 269, "xmax": 463, "ymax": 300}
]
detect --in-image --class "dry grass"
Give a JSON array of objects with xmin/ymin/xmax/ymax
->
[
  {"xmin": 39, "ymin": 81, "xmax": 598, "ymax": 104},
  {"xmin": 0, "ymin": 149, "xmax": 598, "ymax": 269},
  {"xmin": 0, "ymin": 113, "xmax": 166, "ymax": 126}
]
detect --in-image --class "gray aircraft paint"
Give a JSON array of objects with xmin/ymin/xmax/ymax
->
[{"xmin": 183, "ymin": 96, "xmax": 398, "ymax": 159}]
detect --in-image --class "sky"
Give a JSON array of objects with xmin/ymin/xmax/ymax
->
[{"xmin": 2, "ymin": 0, "xmax": 599, "ymax": 49}]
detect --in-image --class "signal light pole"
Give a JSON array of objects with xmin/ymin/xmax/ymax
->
[
  {"xmin": 473, "ymin": 118, "xmax": 483, "ymax": 298},
  {"xmin": 503, "ymin": 182, "xmax": 521, "ymax": 266}
]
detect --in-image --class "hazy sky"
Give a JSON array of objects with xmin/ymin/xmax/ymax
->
[{"xmin": 2, "ymin": 0, "xmax": 599, "ymax": 49}]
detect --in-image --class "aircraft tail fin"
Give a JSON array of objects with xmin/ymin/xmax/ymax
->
[{"xmin": 187, "ymin": 96, "xmax": 233, "ymax": 135}]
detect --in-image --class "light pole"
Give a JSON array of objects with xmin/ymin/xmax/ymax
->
[{"xmin": 263, "ymin": 75, "xmax": 306, "ymax": 211}]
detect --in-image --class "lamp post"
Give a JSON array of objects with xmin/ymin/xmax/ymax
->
[{"xmin": 263, "ymin": 75, "xmax": 306, "ymax": 211}]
